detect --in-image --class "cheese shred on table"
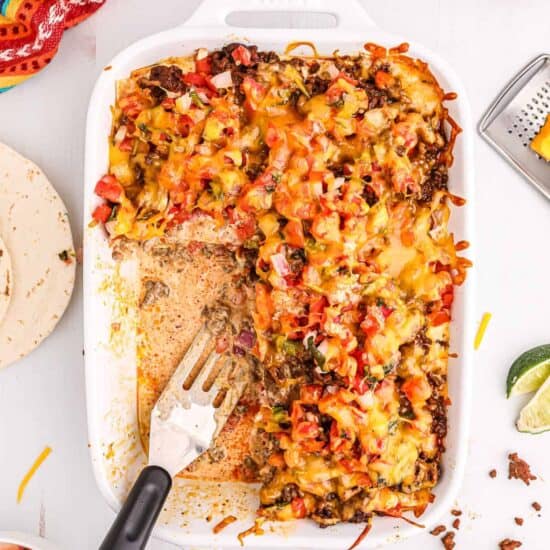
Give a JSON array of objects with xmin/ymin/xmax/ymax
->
[
  {"xmin": 93, "ymin": 42, "xmax": 470, "ymax": 530},
  {"xmin": 17, "ymin": 445, "xmax": 52, "ymax": 503}
]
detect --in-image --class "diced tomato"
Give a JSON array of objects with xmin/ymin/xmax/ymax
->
[
  {"xmin": 118, "ymin": 93, "xmax": 147, "ymax": 118},
  {"xmin": 118, "ymin": 136, "xmax": 133, "ymax": 152},
  {"xmin": 291, "ymin": 497, "xmax": 307, "ymax": 519},
  {"xmin": 231, "ymin": 45, "xmax": 252, "ymax": 66},
  {"xmin": 92, "ymin": 204, "xmax": 112, "ymax": 223},
  {"xmin": 352, "ymin": 373, "xmax": 370, "ymax": 395},
  {"xmin": 195, "ymin": 55, "xmax": 212, "ymax": 74},
  {"xmin": 161, "ymin": 97, "xmax": 175, "ymax": 110},
  {"xmin": 294, "ymin": 421, "xmax": 320, "ymax": 439},
  {"xmin": 429, "ymin": 310, "xmax": 451, "ymax": 326},
  {"xmin": 380, "ymin": 305, "xmax": 394, "ymax": 318},
  {"xmin": 283, "ymin": 220, "xmax": 305, "ymax": 248},
  {"xmin": 176, "ymin": 114, "xmax": 194, "ymax": 137},
  {"xmin": 374, "ymin": 70, "xmax": 395, "ymax": 89},
  {"xmin": 360, "ymin": 313, "xmax": 380, "ymax": 338},
  {"xmin": 300, "ymin": 384, "xmax": 323, "ymax": 404},
  {"xmin": 94, "ymin": 175, "xmax": 123, "ymax": 202},
  {"xmin": 183, "ymin": 72, "xmax": 208, "ymax": 87}
]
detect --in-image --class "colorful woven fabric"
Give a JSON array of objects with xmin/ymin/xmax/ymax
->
[{"xmin": 0, "ymin": 0, "xmax": 105, "ymax": 93}]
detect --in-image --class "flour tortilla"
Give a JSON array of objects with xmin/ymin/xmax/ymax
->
[
  {"xmin": 0, "ymin": 234, "xmax": 12, "ymax": 325},
  {"xmin": 0, "ymin": 142, "xmax": 75, "ymax": 368}
]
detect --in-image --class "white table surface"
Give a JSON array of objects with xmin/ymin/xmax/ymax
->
[{"xmin": 0, "ymin": 0, "xmax": 549, "ymax": 548}]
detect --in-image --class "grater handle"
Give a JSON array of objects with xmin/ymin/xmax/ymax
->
[
  {"xmin": 183, "ymin": 0, "xmax": 376, "ymax": 31},
  {"xmin": 98, "ymin": 465, "xmax": 172, "ymax": 550}
]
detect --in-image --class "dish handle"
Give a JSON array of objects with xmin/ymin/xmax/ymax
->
[{"xmin": 184, "ymin": 0, "xmax": 376, "ymax": 31}]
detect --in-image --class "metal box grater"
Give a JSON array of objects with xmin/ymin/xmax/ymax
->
[{"xmin": 479, "ymin": 54, "xmax": 550, "ymax": 200}]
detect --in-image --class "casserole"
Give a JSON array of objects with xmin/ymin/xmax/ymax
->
[{"xmin": 84, "ymin": 0, "xmax": 475, "ymax": 547}]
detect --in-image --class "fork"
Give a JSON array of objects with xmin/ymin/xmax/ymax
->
[{"xmin": 99, "ymin": 317, "xmax": 246, "ymax": 550}]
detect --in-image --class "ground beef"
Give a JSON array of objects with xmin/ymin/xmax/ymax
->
[
  {"xmin": 305, "ymin": 75, "xmax": 330, "ymax": 96},
  {"xmin": 148, "ymin": 65, "xmax": 185, "ymax": 94},
  {"xmin": 508, "ymin": 453, "xmax": 536, "ymax": 485},
  {"xmin": 280, "ymin": 483, "xmax": 300, "ymax": 503},
  {"xmin": 257, "ymin": 50, "xmax": 280, "ymax": 64},
  {"xmin": 419, "ymin": 166, "xmax": 448, "ymax": 202},
  {"xmin": 499, "ymin": 539, "xmax": 522, "ymax": 550},
  {"xmin": 358, "ymin": 79, "xmax": 393, "ymax": 109},
  {"xmin": 427, "ymin": 395, "xmax": 447, "ymax": 442},
  {"xmin": 140, "ymin": 279, "xmax": 170, "ymax": 307},
  {"xmin": 362, "ymin": 184, "xmax": 379, "ymax": 207}
]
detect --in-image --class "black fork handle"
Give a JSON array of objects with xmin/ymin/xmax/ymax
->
[{"xmin": 99, "ymin": 465, "xmax": 172, "ymax": 550}]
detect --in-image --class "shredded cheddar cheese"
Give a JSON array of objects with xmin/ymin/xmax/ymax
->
[
  {"xmin": 17, "ymin": 445, "xmax": 52, "ymax": 503},
  {"xmin": 474, "ymin": 312, "xmax": 492, "ymax": 350}
]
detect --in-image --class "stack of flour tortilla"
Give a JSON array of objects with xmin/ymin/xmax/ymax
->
[{"xmin": 0, "ymin": 142, "xmax": 75, "ymax": 368}]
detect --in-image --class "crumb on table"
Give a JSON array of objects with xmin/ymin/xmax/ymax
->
[{"xmin": 508, "ymin": 453, "xmax": 536, "ymax": 485}]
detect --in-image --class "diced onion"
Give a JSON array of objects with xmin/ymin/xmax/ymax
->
[
  {"xmin": 271, "ymin": 253, "xmax": 290, "ymax": 277},
  {"xmin": 113, "ymin": 125, "xmax": 127, "ymax": 145},
  {"xmin": 197, "ymin": 91, "xmax": 210, "ymax": 104},
  {"xmin": 175, "ymin": 93, "xmax": 192, "ymax": 113},
  {"xmin": 196, "ymin": 47, "xmax": 209, "ymax": 60},
  {"xmin": 327, "ymin": 63, "xmax": 340, "ymax": 79},
  {"xmin": 209, "ymin": 70, "xmax": 233, "ymax": 89}
]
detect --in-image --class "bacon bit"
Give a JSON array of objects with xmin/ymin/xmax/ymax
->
[
  {"xmin": 514, "ymin": 517, "xmax": 524, "ymax": 526},
  {"xmin": 213, "ymin": 515, "xmax": 237, "ymax": 534},
  {"xmin": 508, "ymin": 453, "xmax": 536, "ymax": 485},
  {"xmin": 237, "ymin": 519, "xmax": 264, "ymax": 547},
  {"xmin": 450, "ymin": 509, "xmax": 462, "ymax": 517},
  {"xmin": 499, "ymin": 539, "xmax": 522, "ymax": 550},
  {"xmin": 489, "ymin": 469, "xmax": 497, "ymax": 478},
  {"xmin": 17, "ymin": 446, "xmax": 52, "ymax": 503},
  {"xmin": 452, "ymin": 518, "xmax": 460, "ymax": 530},
  {"xmin": 532, "ymin": 502, "xmax": 542, "ymax": 512},
  {"xmin": 441, "ymin": 531, "xmax": 455, "ymax": 549},
  {"xmin": 347, "ymin": 520, "xmax": 372, "ymax": 550},
  {"xmin": 474, "ymin": 312, "xmax": 492, "ymax": 350},
  {"xmin": 430, "ymin": 525, "xmax": 446, "ymax": 536}
]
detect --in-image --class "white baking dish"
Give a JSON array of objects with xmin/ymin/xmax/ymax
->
[{"xmin": 84, "ymin": 1, "xmax": 475, "ymax": 547}]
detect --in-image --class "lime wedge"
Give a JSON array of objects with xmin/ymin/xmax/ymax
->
[
  {"xmin": 517, "ymin": 375, "xmax": 550, "ymax": 434},
  {"xmin": 506, "ymin": 344, "xmax": 550, "ymax": 398}
]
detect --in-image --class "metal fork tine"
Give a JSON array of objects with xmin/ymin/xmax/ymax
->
[
  {"xmin": 169, "ymin": 323, "xmax": 211, "ymax": 387},
  {"xmin": 205, "ymin": 356, "xmax": 232, "ymax": 400},
  {"xmin": 193, "ymin": 349, "xmax": 220, "ymax": 391}
]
